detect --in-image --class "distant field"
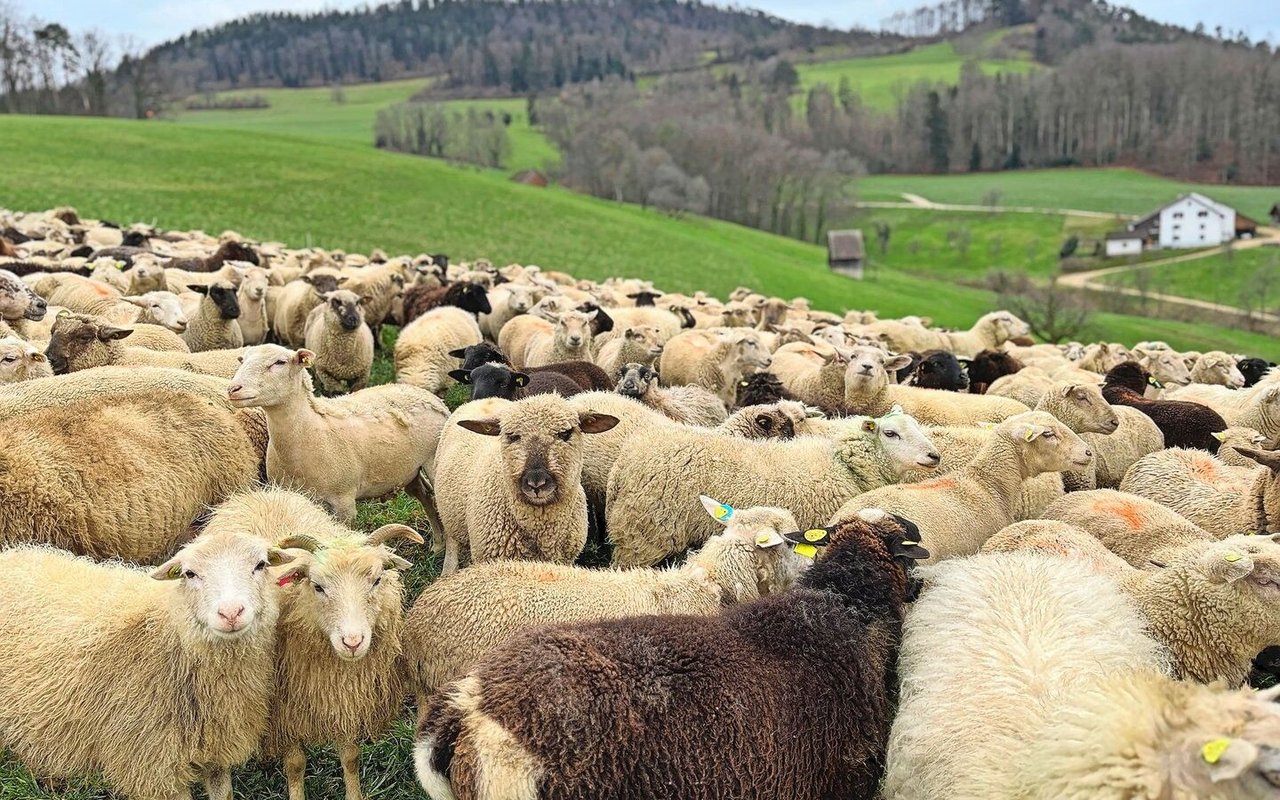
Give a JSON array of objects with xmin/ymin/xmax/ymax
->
[
  {"xmin": 860, "ymin": 168, "xmax": 1280, "ymax": 220},
  {"xmin": 175, "ymin": 81, "xmax": 555, "ymax": 172},
  {"xmin": 1101, "ymin": 245, "xmax": 1280, "ymax": 313},
  {"xmin": 794, "ymin": 42, "xmax": 1036, "ymax": 110},
  {"xmin": 2, "ymin": 114, "xmax": 1276, "ymax": 360}
]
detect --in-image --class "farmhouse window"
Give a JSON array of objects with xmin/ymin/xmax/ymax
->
[
  {"xmin": 1173, "ymin": 212, "xmax": 1183, "ymax": 219},
  {"xmin": 1198, "ymin": 211, "xmax": 1209, "ymax": 218}
]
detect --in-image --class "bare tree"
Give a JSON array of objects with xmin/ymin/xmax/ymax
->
[{"xmin": 988, "ymin": 271, "xmax": 1094, "ymax": 343}]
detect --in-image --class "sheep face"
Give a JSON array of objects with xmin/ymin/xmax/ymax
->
[
  {"xmin": 323, "ymin": 290, "xmax": 366, "ymax": 332},
  {"xmin": 453, "ymin": 282, "xmax": 493, "ymax": 316},
  {"xmin": 910, "ymin": 351, "xmax": 969, "ymax": 391},
  {"xmin": 190, "ymin": 280, "xmax": 241, "ymax": 320},
  {"xmin": 150, "ymin": 530, "xmax": 293, "ymax": 640},
  {"xmin": 1137, "ymin": 349, "xmax": 1192, "ymax": 388},
  {"xmin": 237, "ymin": 267, "xmax": 270, "ymax": 303},
  {"xmin": 1003, "ymin": 412, "xmax": 1093, "ymax": 472},
  {"xmin": 126, "ymin": 259, "xmax": 166, "ymax": 294},
  {"xmin": 1239, "ymin": 358, "xmax": 1275, "ymax": 388},
  {"xmin": 0, "ymin": 335, "xmax": 48, "ymax": 383},
  {"xmin": 228, "ymin": 344, "xmax": 311, "ymax": 407},
  {"xmin": 0, "ymin": 269, "xmax": 47, "ymax": 322},
  {"xmin": 1194, "ymin": 351, "xmax": 1247, "ymax": 389},
  {"xmin": 866, "ymin": 409, "xmax": 942, "ymax": 474},
  {"xmin": 124, "ymin": 291, "xmax": 188, "ymax": 332},
  {"xmin": 503, "ymin": 284, "xmax": 538, "ymax": 314},
  {"xmin": 1051, "ymin": 383, "xmax": 1120, "ymax": 434},
  {"xmin": 553, "ymin": 309, "xmax": 596, "ymax": 352},
  {"xmin": 623, "ymin": 326, "xmax": 664, "ymax": 360},
  {"xmin": 982, "ymin": 311, "xmax": 1031, "ymax": 343},
  {"xmin": 701, "ymin": 499, "xmax": 810, "ymax": 596},
  {"xmin": 731, "ymin": 334, "xmax": 772, "ymax": 372},
  {"xmin": 300, "ymin": 270, "xmax": 344, "ymax": 295},
  {"xmin": 845, "ymin": 345, "xmax": 912, "ymax": 392},
  {"xmin": 276, "ymin": 529, "xmax": 418, "ymax": 661},
  {"xmin": 458, "ymin": 395, "xmax": 619, "ymax": 506},
  {"xmin": 44, "ymin": 313, "xmax": 133, "ymax": 374},
  {"xmin": 453, "ymin": 363, "xmax": 529, "ymax": 402},
  {"xmin": 616, "ymin": 363, "xmax": 658, "ymax": 399},
  {"xmin": 1164, "ymin": 685, "xmax": 1280, "ymax": 796}
]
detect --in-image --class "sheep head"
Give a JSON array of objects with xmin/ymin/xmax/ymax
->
[
  {"xmin": 698, "ymin": 497, "xmax": 808, "ymax": 598},
  {"xmin": 844, "ymin": 406, "xmax": 940, "ymax": 478},
  {"xmin": 44, "ymin": 311, "xmax": 133, "ymax": 374},
  {"xmin": 1001, "ymin": 411, "xmax": 1094, "ymax": 477},
  {"xmin": 1044, "ymin": 382, "xmax": 1120, "ymax": 435},
  {"xmin": 0, "ymin": 268, "xmax": 48, "ymax": 322},
  {"xmin": 228, "ymin": 344, "xmax": 315, "ymax": 407}
]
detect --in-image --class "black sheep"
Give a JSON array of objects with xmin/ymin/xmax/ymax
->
[
  {"xmin": 416, "ymin": 510, "xmax": 928, "ymax": 800},
  {"xmin": 1239, "ymin": 357, "xmax": 1275, "ymax": 388},
  {"xmin": 166, "ymin": 240, "xmax": 259, "ymax": 272},
  {"xmin": 577, "ymin": 302, "xmax": 614, "ymax": 336},
  {"xmin": 447, "ymin": 344, "xmax": 613, "ymax": 392},
  {"xmin": 449, "ymin": 363, "xmax": 582, "ymax": 401},
  {"xmin": 906, "ymin": 350, "xmax": 969, "ymax": 392},
  {"xmin": 1103, "ymin": 361, "xmax": 1227, "ymax": 452},
  {"xmin": 967, "ymin": 349, "xmax": 1023, "ymax": 394},
  {"xmin": 735, "ymin": 371, "xmax": 795, "ymax": 408},
  {"xmin": 402, "ymin": 281, "xmax": 491, "ymax": 325}
]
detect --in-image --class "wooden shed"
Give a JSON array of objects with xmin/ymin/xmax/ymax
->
[{"xmin": 827, "ymin": 229, "xmax": 865, "ymax": 279}]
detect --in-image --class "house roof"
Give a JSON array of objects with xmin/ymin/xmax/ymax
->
[
  {"xmin": 1133, "ymin": 193, "xmax": 1234, "ymax": 227},
  {"xmin": 1106, "ymin": 230, "xmax": 1143, "ymax": 241},
  {"xmin": 827, "ymin": 229, "xmax": 864, "ymax": 261}
]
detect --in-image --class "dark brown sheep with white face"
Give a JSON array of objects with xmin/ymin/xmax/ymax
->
[{"xmin": 415, "ymin": 509, "xmax": 928, "ymax": 800}]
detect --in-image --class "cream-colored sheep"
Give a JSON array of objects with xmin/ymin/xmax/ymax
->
[
  {"xmin": 565, "ymin": 391, "xmax": 682, "ymax": 511},
  {"xmin": 520, "ymin": 309, "xmax": 597, "ymax": 368},
  {"xmin": 598, "ymin": 305, "xmax": 690, "ymax": 342},
  {"xmin": 1191, "ymin": 350, "xmax": 1247, "ymax": 388},
  {"xmin": 1039, "ymin": 488, "xmax": 1213, "ymax": 566},
  {"xmin": 884, "ymin": 551, "xmax": 1280, "ymax": 800},
  {"xmin": 44, "ymin": 312, "xmax": 245, "ymax": 377},
  {"xmin": 863, "ymin": 311, "xmax": 1027, "ymax": 357},
  {"xmin": 228, "ymin": 344, "xmax": 447, "ymax": 524},
  {"xmin": 614, "ymin": 362, "xmax": 728, "ymax": 426},
  {"xmin": 434, "ymin": 395, "xmax": 620, "ymax": 574},
  {"xmin": 478, "ymin": 282, "xmax": 542, "ymax": 341},
  {"xmin": 843, "ymin": 344, "xmax": 1029, "ymax": 423},
  {"xmin": 985, "ymin": 366, "xmax": 1056, "ymax": 407},
  {"xmin": 0, "ymin": 534, "xmax": 294, "ymax": 800},
  {"xmin": 117, "ymin": 290, "xmax": 190, "ymax": 333},
  {"xmin": 771, "ymin": 343, "xmax": 849, "ymax": 408},
  {"xmin": 236, "ymin": 266, "xmax": 271, "ymax": 345},
  {"xmin": 395, "ymin": 305, "xmax": 484, "ymax": 394},
  {"xmin": 658, "ymin": 328, "xmax": 772, "ymax": 406},
  {"xmin": 595, "ymin": 325, "xmax": 663, "ymax": 377},
  {"xmin": 304, "ymin": 289, "xmax": 374, "ymax": 393},
  {"xmin": 1119, "ymin": 446, "xmax": 1280, "ymax": 537},
  {"xmin": 831, "ymin": 412, "xmax": 1092, "ymax": 562},
  {"xmin": 1215, "ymin": 427, "xmax": 1274, "ymax": 467},
  {"xmin": 273, "ymin": 269, "xmax": 344, "ymax": 347},
  {"xmin": 0, "ymin": 335, "xmax": 51, "ymax": 383},
  {"xmin": 403, "ymin": 499, "xmax": 809, "ymax": 695},
  {"xmin": 604, "ymin": 407, "xmax": 940, "ymax": 567},
  {"xmin": 1031, "ymin": 381, "xmax": 1121, "ymax": 490},
  {"xmin": 181, "ymin": 280, "xmax": 244, "ymax": 352}
]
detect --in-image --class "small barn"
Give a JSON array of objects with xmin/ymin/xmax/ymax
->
[
  {"xmin": 511, "ymin": 169, "xmax": 549, "ymax": 187},
  {"xmin": 1270, "ymin": 203, "xmax": 1279, "ymax": 225},
  {"xmin": 827, "ymin": 230, "xmax": 865, "ymax": 279},
  {"xmin": 1104, "ymin": 230, "xmax": 1143, "ymax": 257}
]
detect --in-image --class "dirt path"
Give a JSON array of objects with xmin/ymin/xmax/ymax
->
[{"xmin": 857, "ymin": 193, "xmax": 1125, "ymax": 220}]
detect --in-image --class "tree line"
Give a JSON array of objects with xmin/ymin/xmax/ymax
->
[{"xmin": 374, "ymin": 102, "xmax": 512, "ymax": 169}]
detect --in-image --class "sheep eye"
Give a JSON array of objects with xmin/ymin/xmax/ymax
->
[
  {"xmin": 254, "ymin": 561, "xmax": 267, "ymax": 572},
  {"xmin": 1042, "ymin": 431, "xmax": 1057, "ymax": 439},
  {"xmin": 557, "ymin": 428, "xmax": 574, "ymax": 442},
  {"xmin": 372, "ymin": 575, "xmax": 382, "ymax": 587},
  {"xmin": 273, "ymin": 359, "xmax": 287, "ymax": 367},
  {"xmin": 884, "ymin": 430, "xmax": 900, "ymax": 439},
  {"xmin": 506, "ymin": 433, "xmax": 521, "ymax": 444},
  {"xmin": 183, "ymin": 570, "xmax": 197, "ymax": 580},
  {"xmin": 0, "ymin": 356, "xmax": 14, "ymax": 363},
  {"xmin": 313, "ymin": 584, "xmax": 326, "ymax": 595}
]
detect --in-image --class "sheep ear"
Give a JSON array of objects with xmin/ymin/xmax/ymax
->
[
  {"xmin": 578, "ymin": 413, "xmax": 619, "ymax": 434},
  {"xmin": 150, "ymin": 559, "xmax": 184, "ymax": 581},
  {"xmin": 383, "ymin": 553, "xmax": 414, "ymax": 571},
  {"xmin": 1205, "ymin": 548, "xmax": 1255, "ymax": 583},
  {"xmin": 1061, "ymin": 383, "xmax": 1082, "ymax": 398},
  {"xmin": 30, "ymin": 352, "xmax": 46, "ymax": 363},
  {"xmin": 447, "ymin": 347, "xmax": 469, "ymax": 359},
  {"xmin": 861, "ymin": 418, "xmax": 878, "ymax": 433},
  {"xmin": 296, "ymin": 349, "xmax": 316, "ymax": 368},
  {"xmin": 447, "ymin": 369, "xmax": 472, "ymax": 384},
  {"xmin": 1012, "ymin": 423, "xmax": 1047, "ymax": 442},
  {"xmin": 187, "ymin": 284, "xmax": 210, "ymax": 295},
  {"xmin": 1211, "ymin": 431, "xmax": 1228, "ymax": 442},
  {"xmin": 751, "ymin": 530, "xmax": 785, "ymax": 549},
  {"xmin": 1201, "ymin": 737, "xmax": 1258, "ymax": 783},
  {"xmin": 98, "ymin": 325, "xmax": 133, "ymax": 341},
  {"xmin": 700, "ymin": 495, "xmax": 735, "ymax": 524},
  {"xmin": 458, "ymin": 418, "xmax": 501, "ymax": 436},
  {"xmin": 884, "ymin": 354, "xmax": 912, "ymax": 371},
  {"xmin": 1232, "ymin": 446, "xmax": 1280, "ymax": 473},
  {"xmin": 122, "ymin": 295, "xmax": 149, "ymax": 308}
]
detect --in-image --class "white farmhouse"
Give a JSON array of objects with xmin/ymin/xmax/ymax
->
[{"xmin": 1128, "ymin": 192, "xmax": 1256, "ymax": 250}]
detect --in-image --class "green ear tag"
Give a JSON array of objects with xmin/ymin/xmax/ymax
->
[
  {"xmin": 755, "ymin": 532, "xmax": 772, "ymax": 546},
  {"xmin": 793, "ymin": 543, "xmax": 818, "ymax": 559},
  {"xmin": 1224, "ymin": 553, "xmax": 1243, "ymax": 563},
  {"xmin": 803, "ymin": 529, "xmax": 828, "ymax": 543}
]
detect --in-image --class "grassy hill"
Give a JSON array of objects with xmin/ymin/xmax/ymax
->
[
  {"xmin": 2, "ymin": 114, "xmax": 1277, "ymax": 362},
  {"xmin": 1101, "ymin": 246, "xmax": 1280, "ymax": 313}
]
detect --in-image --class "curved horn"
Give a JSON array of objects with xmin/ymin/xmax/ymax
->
[
  {"xmin": 367, "ymin": 523, "xmax": 424, "ymax": 547},
  {"xmin": 277, "ymin": 534, "xmax": 322, "ymax": 553}
]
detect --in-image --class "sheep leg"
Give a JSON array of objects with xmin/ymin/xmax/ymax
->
[
  {"xmin": 339, "ymin": 742, "xmax": 364, "ymax": 800},
  {"xmin": 405, "ymin": 472, "xmax": 446, "ymax": 554},
  {"xmin": 442, "ymin": 530, "xmax": 460, "ymax": 576},
  {"xmin": 202, "ymin": 767, "xmax": 231, "ymax": 800},
  {"xmin": 284, "ymin": 743, "xmax": 308, "ymax": 800},
  {"xmin": 329, "ymin": 495, "xmax": 358, "ymax": 525}
]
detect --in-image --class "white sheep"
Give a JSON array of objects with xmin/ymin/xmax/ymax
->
[
  {"xmin": 395, "ymin": 305, "xmax": 483, "ymax": 393},
  {"xmin": 595, "ymin": 324, "xmax": 664, "ymax": 377},
  {"xmin": 304, "ymin": 289, "xmax": 374, "ymax": 393},
  {"xmin": 657, "ymin": 327, "xmax": 773, "ymax": 406},
  {"xmin": 228, "ymin": 344, "xmax": 448, "ymax": 523},
  {"xmin": 519, "ymin": 308, "xmax": 598, "ymax": 368},
  {"xmin": 1119, "ymin": 445, "xmax": 1280, "ymax": 537},
  {"xmin": 236, "ymin": 265, "xmax": 271, "ymax": 345},
  {"xmin": 434, "ymin": 394, "xmax": 620, "ymax": 574},
  {"xmin": 0, "ymin": 532, "xmax": 295, "ymax": 800},
  {"xmin": 1190, "ymin": 350, "xmax": 1247, "ymax": 388},
  {"xmin": 0, "ymin": 335, "xmax": 51, "ymax": 383}
]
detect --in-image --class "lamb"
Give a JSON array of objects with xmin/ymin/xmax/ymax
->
[
  {"xmin": 615, "ymin": 361, "xmax": 728, "ymax": 425},
  {"xmin": 657, "ymin": 327, "xmax": 772, "ymax": 406},
  {"xmin": 966, "ymin": 348, "xmax": 1021, "ymax": 393},
  {"xmin": 416, "ymin": 510, "xmax": 928, "ymax": 800},
  {"xmin": 1191, "ymin": 350, "xmax": 1247, "ymax": 388},
  {"xmin": 594, "ymin": 324, "xmax": 663, "ymax": 376},
  {"xmin": 843, "ymin": 344, "xmax": 1029, "ymax": 424},
  {"xmin": 0, "ymin": 534, "xmax": 294, "ymax": 800},
  {"xmin": 517, "ymin": 309, "xmax": 598, "ymax": 368},
  {"xmin": 404, "ymin": 498, "xmax": 810, "ymax": 696},
  {"xmin": 605, "ymin": 406, "xmax": 940, "ymax": 566},
  {"xmin": 222, "ymin": 490, "xmax": 424, "ymax": 800},
  {"xmin": 395, "ymin": 306, "xmax": 484, "ymax": 393},
  {"xmin": 228, "ymin": 344, "xmax": 448, "ymax": 523},
  {"xmin": 182, "ymin": 280, "xmax": 244, "ymax": 351},
  {"xmin": 771, "ymin": 344, "xmax": 849, "ymax": 408},
  {"xmin": 1039, "ymin": 489, "xmax": 1213, "ymax": 566},
  {"xmin": 434, "ymin": 394, "xmax": 620, "ymax": 574},
  {"xmin": 1119, "ymin": 445, "xmax": 1280, "ymax": 537},
  {"xmin": 0, "ymin": 335, "xmax": 51, "ymax": 383},
  {"xmin": 274, "ymin": 270, "xmax": 344, "ymax": 347},
  {"xmin": 449, "ymin": 362, "xmax": 583, "ymax": 401},
  {"xmin": 402, "ymin": 280, "xmax": 492, "ymax": 325},
  {"xmin": 883, "ymin": 550, "xmax": 1280, "ymax": 800},
  {"xmin": 832, "ymin": 411, "xmax": 1092, "ymax": 562},
  {"xmin": 1103, "ymin": 361, "xmax": 1227, "ymax": 452},
  {"xmin": 303, "ymin": 289, "xmax": 374, "ymax": 393},
  {"xmin": 235, "ymin": 265, "xmax": 271, "ymax": 344},
  {"xmin": 44, "ymin": 312, "xmax": 246, "ymax": 378}
]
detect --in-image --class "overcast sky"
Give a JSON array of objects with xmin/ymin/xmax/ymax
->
[{"xmin": 15, "ymin": 0, "xmax": 1273, "ymax": 47}]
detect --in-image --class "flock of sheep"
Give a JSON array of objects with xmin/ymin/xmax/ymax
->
[{"xmin": 1, "ymin": 204, "xmax": 1279, "ymax": 800}]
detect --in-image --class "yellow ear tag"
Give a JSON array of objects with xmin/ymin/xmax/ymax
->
[
  {"xmin": 713, "ymin": 505, "xmax": 732, "ymax": 520},
  {"xmin": 1224, "ymin": 553, "xmax": 1243, "ymax": 563},
  {"xmin": 803, "ymin": 529, "xmax": 827, "ymax": 543},
  {"xmin": 793, "ymin": 543, "xmax": 818, "ymax": 559},
  {"xmin": 861, "ymin": 420, "xmax": 877, "ymax": 433},
  {"xmin": 1024, "ymin": 430, "xmax": 1037, "ymax": 442},
  {"xmin": 755, "ymin": 532, "xmax": 772, "ymax": 546},
  {"xmin": 1202, "ymin": 737, "xmax": 1231, "ymax": 764},
  {"xmin": 168, "ymin": 565, "xmax": 183, "ymax": 579},
  {"xmin": 301, "ymin": 355, "xmax": 314, "ymax": 367}
]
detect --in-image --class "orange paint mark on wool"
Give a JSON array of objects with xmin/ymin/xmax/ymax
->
[
  {"xmin": 535, "ymin": 570, "xmax": 560, "ymax": 583},
  {"xmin": 1092, "ymin": 499, "xmax": 1145, "ymax": 530},
  {"xmin": 905, "ymin": 477, "xmax": 957, "ymax": 490},
  {"xmin": 1189, "ymin": 457, "xmax": 1218, "ymax": 481},
  {"xmin": 91, "ymin": 283, "xmax": 113, "ymax": 298}
]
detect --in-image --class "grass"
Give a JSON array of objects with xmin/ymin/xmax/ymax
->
[
  {"xmin": 175, "ymin": 80, "xmax": 555, "ymax": 173},
  {"xmin": 1101, "ymin": 245, "xmax": 1280, "ymax": 313},
  {"xmin": 793, "ymin": 42, "xmax": 1036, "ymax": 111},
  {"xmin": 859, "ymin": 168, "xmax": 1280, "ymax": 220}
]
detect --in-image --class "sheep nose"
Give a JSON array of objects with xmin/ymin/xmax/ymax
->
[
  {"xmin": 218, "ymin": 604, "xmax": 245, "ymax": 627},
  {"xmin": 228, "ymin": 383, "xmax": 243, "ymax": 395},
  {"xmin": 568, "ymin": 336, "xmax": 582, "ymax": 346},
  {"xmin": 341, "ymin": 634, "xmax": 365, "ymax": 654},
  {"xmin": 1082, "ymin": 448, "xmax": 1093, "ymax": 459}
]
